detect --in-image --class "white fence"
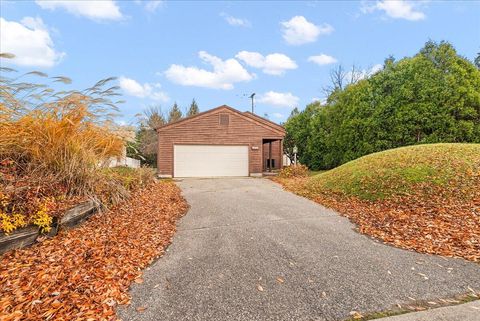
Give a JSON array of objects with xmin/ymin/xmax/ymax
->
[
  {"xmin": 108, "ymin": 156, "xmax": 141, "ymax": 168},
  {"xmin": 283, "ymin": 154, "xmax": 292, "ymax": 166}
]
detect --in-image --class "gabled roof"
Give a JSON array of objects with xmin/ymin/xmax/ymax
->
[{"xmin": 156, "ymin": 105, "xmax": 285, "ymax": 135}]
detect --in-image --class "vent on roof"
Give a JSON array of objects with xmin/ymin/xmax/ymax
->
[{"xmin": 219, "ymin": 113, "xmax": 229, "ymax": 125}]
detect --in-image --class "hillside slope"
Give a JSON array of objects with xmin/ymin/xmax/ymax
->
[{"xmin": 276, "ymin": 144, "xmax": 480, "ymax": 261}]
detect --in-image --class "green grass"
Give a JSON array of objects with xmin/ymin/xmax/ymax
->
[
  {"xmin": 306, "ymin": 143, "xmax": 480, "ymax": 201},
  {"xmin": 308, "ymin": 170, "xmax": 325, "ymax": 176}
]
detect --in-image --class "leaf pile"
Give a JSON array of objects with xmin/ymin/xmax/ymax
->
[
  {"xmin": 0, "ymin": 181, "xmax": 188, "ymax": 320},
  {"xmin": 274, "ymin": 144, "xmax": 480, "ymax": 262}
]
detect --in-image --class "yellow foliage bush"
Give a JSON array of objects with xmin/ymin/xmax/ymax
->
[
  {"xmin": 32, "ymin": 200, "xmax": 53, "ymax": 233},
  {"xmin": 278, "ymin": 164, "xmax": 309, "ymax": 178},
  {"xmin": 0, "ymin": 212, "xmax": 27, "ymax": 234}
]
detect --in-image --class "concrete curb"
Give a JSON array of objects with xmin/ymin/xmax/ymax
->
[{"xmin": 378, "ymin": 300, "xmax": 480, "ymax": 321}]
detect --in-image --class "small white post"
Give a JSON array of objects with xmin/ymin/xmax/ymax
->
[{"xmin": 293, "ymin": 145, "xmax": 298, "ymax": 166}]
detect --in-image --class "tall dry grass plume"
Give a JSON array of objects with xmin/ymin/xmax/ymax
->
[{"xmin": 1, "ymin": 53, "xmax": 128, "ymax": 224}]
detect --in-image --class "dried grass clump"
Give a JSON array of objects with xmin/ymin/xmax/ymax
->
[
  {"xmin": 0, "ymin": 98, "xmax": 124, "ymax": 194},
  {"xmin": 0, "ymin": 53, "xmax": 136, "ymax": 231},
  {"xmin": 96, "ymin": 167, "xmax": 157, "ymax": 205}
]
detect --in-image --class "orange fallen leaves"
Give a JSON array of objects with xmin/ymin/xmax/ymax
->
[
  {"xmin": 275, "ymin": 177, "xmax": 480, "ymax": 262},
  {"xmin": 0, "ymin": 181, "xmax": 188, "ymax": 320}
]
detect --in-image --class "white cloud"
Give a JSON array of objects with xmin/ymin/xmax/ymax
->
[
  {"xmin": 312, "ymin": 97, "xmax": 327, "ymax": 104},
  {"xmin": 36, "ymin": 0, "xmax": 123, "ymax": 21},
  {"xmin": 235, "ymin": 51, "xmax": 297, "ymax": 76},
  {"xmin": 220, "ymin": 13, "xmax": 251, "ymax": 27},
  {"xmin": 272, "ymin": 113, "xmax": 284, "ymax": 119},
  {"xmin": 145, "ymin": 1, "xmax": 163, "ymax": 13},
  {"xmin": 164, "ymin": 51, "xmax": 254, "ymax": 90},
  {"xmin": 370, "ymin": 63, "xmax": 383, "ymax": 73},
  {"xmin": 258, "ymin": 91, "xmax": 299, "ymax": 108},
  {"xmin": 133, "ymin": 0, "xmax": 163, "ymax": 13},
  {"xmin": 119, "ymin": 76, "xmax": 169, "ymax": 102},
  {"xmin": 308, "ymin": 54, "xmax": 338, "ymax": 66},
  {"xmin": 0, "ymin": 17, "xmax": 65, "ymax": 68},
  {"xmin": 362, "ymin": 0, "xmax": 426, "ymax": 21},
  {"xmin": 281, "ymin": 16, "xmax": 333, "ymax": 45},
  {"xmin": 345, "ymin": 64, "xmax": 384, "ymax": 82}
]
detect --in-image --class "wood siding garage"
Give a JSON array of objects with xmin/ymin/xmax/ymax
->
[
  {"xmin": 156, "ymin": 105, "xmax": 285, "ymax": 178},
  {"xmin": 174, "ymin": 145, "xmax": 249, "ymax": 177}
]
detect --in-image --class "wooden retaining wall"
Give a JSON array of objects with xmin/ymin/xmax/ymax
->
[{"xmin": 0, "ymin": 200, "xmax": 102, "ymax": 255}]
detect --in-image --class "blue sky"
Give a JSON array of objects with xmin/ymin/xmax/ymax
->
[{"xmin": 1, "ymin": 0, "xmax": 479, "ymax": 125}]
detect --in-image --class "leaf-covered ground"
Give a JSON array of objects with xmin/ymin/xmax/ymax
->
[
  {"xmin": 0, "ymin": 181, "xmax": 188, "ymax": 321},
  {"xmin": 274, "ymin": 144, "xmax": 480, "ymax": 262}
]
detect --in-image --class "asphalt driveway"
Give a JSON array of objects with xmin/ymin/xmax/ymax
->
[{"xmin": 119, "ymin": 178, "xmax": 480, "ymax": 321}]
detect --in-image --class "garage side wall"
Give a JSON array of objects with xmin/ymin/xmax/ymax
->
[{"xmin": 157, "ymin": 109, "xmax": 284, "ymax": 177}]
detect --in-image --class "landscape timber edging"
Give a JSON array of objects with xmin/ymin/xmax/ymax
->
[{"xmin": 0, "ymin": 199, "xmax": 102, "ymax": 255}]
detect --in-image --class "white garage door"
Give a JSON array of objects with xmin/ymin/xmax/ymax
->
[{"xmin": 174, "ymin": 145, "xmax": 249, "ymax": 177}]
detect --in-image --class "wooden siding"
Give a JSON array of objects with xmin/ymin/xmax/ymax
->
[
  {"xmin": 157, "ymin": 107, "xmax": 285, "ymax": 176},
  {"xmin": 262, "ymin": 140, "xmax": 282, "ymax": 171}
]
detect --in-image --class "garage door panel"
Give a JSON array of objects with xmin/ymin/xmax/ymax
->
[{"xmin": 174, "ymin": 145, "xmax": 249, "ymax": 177}]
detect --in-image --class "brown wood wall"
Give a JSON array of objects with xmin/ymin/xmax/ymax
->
[
  {"xmin": 157, "ymin": 107, "xmax": 284, "ymax": 176},
  {"xmin": 262, "ymin": 141, "xmax": 281, "ymax": 171}
]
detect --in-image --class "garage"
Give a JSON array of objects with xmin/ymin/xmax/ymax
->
[
  {"xmin": 174, "ymin": 145, "xmax": 249, "ymax": 177},
  {"xmin": 156, "ymin": 105, "xmax": 285, "ymax": 178}
]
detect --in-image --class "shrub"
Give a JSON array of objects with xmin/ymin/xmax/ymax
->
[
  {"xmin": 96, "ymin": 167, "xmax": 156, "ymax": 205},
  {"xmin": 278, "ymin": 164, "xmax": 309, "ymax": 178}
]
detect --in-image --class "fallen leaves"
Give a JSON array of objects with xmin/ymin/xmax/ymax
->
[
  {"xmin": 136, "ymin": 306, "xmax": 147, "ymax": 313},
  {"xmin": 51, "ymin": 300, "xmax": 62, "ymax": 308},
  {"xmin": 274, "ymin": 172, "xmax": 480, "ymax": 262},
  {"xmin": 349, "ymin": 311, "xmax": 363, "ymax": 319},
  {"xmin": 0, "ymin": 181, "xmax": 188, "ymax": 320}
]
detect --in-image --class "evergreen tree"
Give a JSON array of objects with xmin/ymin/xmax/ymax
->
[
  {"xmin": 187, "ymin": 99, "xmax": 200, "ymax": 116},
  {"xmin": 475, "ymin": 52, "xmax": 480, "ymax": 69},
  {"xmin": 168, "ymin": 102, "xmax": 183, "ymax": 123},
  {"xmin": 144, "ymin": 105, "xmax": 166, "ymax": 128}
]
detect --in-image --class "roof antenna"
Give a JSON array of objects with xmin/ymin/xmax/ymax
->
[{"xmin": 249, "ymin": 93, "xmax": 256, "ymax": 114}]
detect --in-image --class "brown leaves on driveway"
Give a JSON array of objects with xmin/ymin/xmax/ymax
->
[
  {"xmin": 274, "ymin": 177, "xmax": 480, "ymax": 262},
  {"xmin": 0, "ymin": 181, "xmax": 188, "ymax": 320}
]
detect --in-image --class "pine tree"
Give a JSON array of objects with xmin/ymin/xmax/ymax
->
[
  {"xmin": 144, "ymin": 105, "xmax": 166, "ymax": 129},
  {"xmin": 168, "ymin": 102, "xmax": 183, "ymax": 123},
  {"xmin": 187, "ymin": 99, "xmax": 200, "ymax": 117}
]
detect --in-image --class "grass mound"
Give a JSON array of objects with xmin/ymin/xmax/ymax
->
[
  {"xmin": 308, "ymin": 143, "xmax": 480, "ymax": 201},
  {"xmin": 275, "ymin": 144, "xmax": 480, "ymax": 261}
]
